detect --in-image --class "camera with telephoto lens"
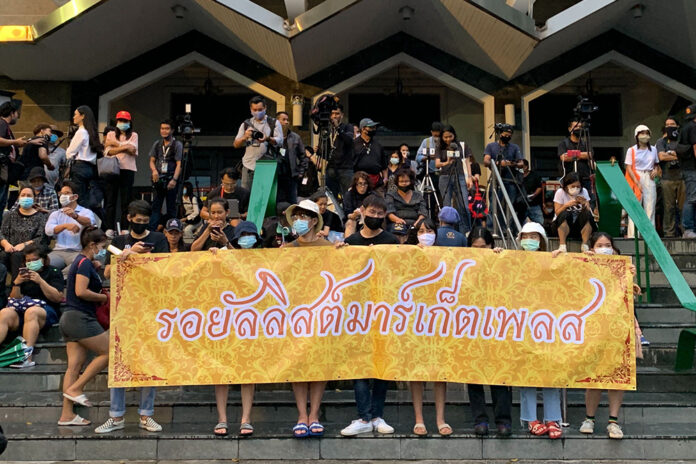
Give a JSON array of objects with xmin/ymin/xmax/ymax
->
[
  {"xmin": 574, "ymin": 97, "xmax": 599, "ymax": 116},
  {"xmin": 494, "ymin": 123, "xmax": 514, "ymax": 134},
  {"xmin": 29, "ymin": 134, "xmax": 50, "ymax": 144},
  {"xmin": 310, "ymin": 94, "xmax": 340, "ymax": 129},
  {"xmin": 250, "ymin": 129, "xmax": 265, "ymax": 140}
]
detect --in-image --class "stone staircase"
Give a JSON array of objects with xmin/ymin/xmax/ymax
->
[{"xmin": 0, "ymin": 238, "xmax": 694, "ymax": 461}]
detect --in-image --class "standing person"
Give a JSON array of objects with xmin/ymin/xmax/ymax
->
[
  {"xmin": 103, "ymin": 111, "xmax": 138, "ymax": 236},
  {"xmin": 521, "ymin": 159, "xmax": 544, "ymax": 225},
  {"xmin": 399, "ymin": 143, "xmax": 417, "ymax": 173},
  {"xmin": 384, "ymin": 150, "xmax": 404, "ymax": 194},
  {"xmin": 45, "ymin": 125, "xmax": 67, "ymax": 189},
  {"xmin": 276, "ymin": 111, "xmax": 306, "ymax": 205},
  {"xmin": 66, "ymin": 106, "xmax": 102, "ymax": 209},
  {"xmin": 436, "ymin": 125, "xmax": 473, "ymax": 232},
  {"xmin": 233, "ymin": 96, "xmax": 283, "ymax": 190},
  {"xmin": 625, "ymin": 124, "xmax": 660, "ymax": 238},
  {"xmin": 558, "ymin": 119, "xmax": 594, "ymax": 208},
  {"xmin": 149, "ymin": 120, "xmax": 182, "ymax": 231},
  {"xmin": 657, "ymin": 118, "xmax": 685, "ymax": 237},
  {"xmin": 679, "ymin": 104, "xmax": 696, "ymax": 238},
  {"xmin": 46, "ymin": 181, "xmax": 97, "ymax": 277},
  {"xmin": 353, "ymin": 118, "xmax": 386, "ymax": 195},
  {"xmin": 58, "ymin": 226, "xmax": 109, "ymax": 426},
  {"xmin": 416, "ymin": 122, "xmax": 443, "ymax": 188},
  {"xmin": 322, "ymin": 103, "xmax": 355, "ymax": 197},
  {"xmin": 19, "ymin": 123, "xmax": 55, "ymax": 181}
]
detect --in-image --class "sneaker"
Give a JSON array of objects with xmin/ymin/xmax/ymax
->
[
  {"xmin": 474, "ymin": 422, "xmax": 489, "ymax": 436},
  {"xmin": 340, "ymin": 419, "xmax": 373, "ymax": 436},
  {"xmin": 683, "ymin": 230, "xmax": 696, "ymax": 238},
  {"xmin": 579, "ymin": 419, "xmax": 595, "ymax": 434},
  {"xmin": 557, "ymin": 244, "xmax": 567, "ymax": 253},
  {"xmin": 139, "ymin": 416, "xmax": 162, "ymax": 432},
  {"xmin": 496, "ymin": 423, "xmax": 512, "ymax": 437},
  {"xmin": 95, "ymin": 418, "xmax": 125, "ymax": 434},
  {"xmin": 607, "ymin": 422, "xmax": 623, "ymax": 439},
  {"xmin": 641, "ymin": 335, "xmax": 650, "ymax": 346},
  {"xmin": 371, "ymin": 417, "xmax": 394, "ymax": 434},
  {"xmin": 581, "ymin": 243, "xmax": 590, "ymax": 252},
  {"xmin": 9, "ymin": 359, "xmax": 35, "ymax": 369}
]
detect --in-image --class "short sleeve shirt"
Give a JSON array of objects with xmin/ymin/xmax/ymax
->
[
  {"xmin": 345, "ymin": 230, "xmax": 399, "ymax": 245},
  {"xmin": 625, "ymin": 145, "xmax": 659, "ymax": 171},
  {"xmin": 65, "ymin": 254, "xmax": 102, "ymax": 315},
  {"xmin": 553, "ymin": 187, "xmax": 590, "ymax": 220},
  {"xmin": 484, "ymin": 142, "xmax": 522, "ymax": 181}
]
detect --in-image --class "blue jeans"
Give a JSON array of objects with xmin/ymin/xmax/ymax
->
[
  {"xmin": 110, "ymin": 387, "xmax": 156, "ymax": 418},
  {"xmin": 519, "ymin": 387, "xmax": 561, "ymax": 422},
  {"xmin": 682, "ymin": 170, "xmax": 696, "ymax": 232},
  {"xmin": 150, "ymin": 184, "xmax": 178, "ymax": 230},
  {"xmin": 524, "ymin": 205, "xmax": 544, "ymax": 225},
  {"xmin": 354, "ymin": 379, "xmax": 388, "ymax": 421},
  {"xmin": 439, "ymin": 174, "xmax": 471, "ymax": 232}
]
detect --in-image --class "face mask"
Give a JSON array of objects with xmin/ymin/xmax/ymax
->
[
  {"xmin": 238, "ymin": 236, "xmax": 257, "ymax": 249},
  {"xmin": 130, "ymin": 222, "xmax": 148, "ymax": 235},
  {"xmin": 638, "ymin": 134, "xmax": 651, "ymax": 144},
  {"xmin": 520, "ymin": 238, "xmax": 540, "ymax": 251},
  {"xmin": 251, "ymin": 109, "xmax": 266, "ymax": 120},
  {"xmin": 571, "ymin": 129, "xmax": 581, "ymax": 136},
  {"xmin": 49, "ymin": 134, "xmax": 58, "ymax": 144},
  {"xmin": 26, "ymin": 259, "xmax": 43, "ymax": 272},
  {"xmin": 595, "ymin": 247, "xmax": 614, "ymax": 255},
  {"xmin": 398, "ymin": 184, "xmax": 411, "ymax": 192},
  {"xmin": 418, "ymin": 233, "xmax": 436, "ymax": 247},
  {"xmin": 182, "ymin": 188, "xmax": 187, "ymax": 195},
  {"xmin": 116, "ymin": 122, "xmax": 130, "ymax": 131},
  {"xmin": 545, "ymin": 207, "xmax": 554, "ymax": 214},
  {"xmin": 363, "ymin": 215, "xmax": 383, "ymax": 230},
  {"xmin": 95, "ymin": 248, "xmax": 107, "ymax": 259},
  {"xmin": 567, "ymin": 187, "xmax": 580, "ymax": 196},
  {"xmin": 18, "ymin": 198, "xmax": 34, "ymax": 209},
  {"xmin": 365, "ymin": 130, "xmax": 376, "ymax": 137},
  {"xmin": 390, "ymin": 158, "xmax": 400, "ymax": 165},
  {"xmin": 59, "ymin": 194, "xmax": 73, "ymax": 207},
  {"xmin": 293, "ymin": 219, "xmax": 310, "ymax": 236},
  {"xmin": 500, "ymin": 135, "xmax": 511, "ymax": 144}
]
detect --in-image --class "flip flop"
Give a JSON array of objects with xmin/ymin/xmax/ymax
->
[
  {"xmin": 214, "ymin": 422, "xmax": 228, "ymax": 436},
  {"xmin": 63, "ymin": 393, "xmax": 92, "ymax": 407},
  {"xmin": 308, "ymin": 422, "xmax": 324, "ymax": 437},
  {"xmin": 293, "ymin": 422, "xmax": 309, "ymax": 438},
  {"xmin": 57, "ymin": 414, "xmax": 91, "ymax": 426},
  {"xmin": 413, "ymin": 423, "xmax": 428, "ymax": 436},
  {"xmin": 438, "ymin": 423, "xmax": 453, "ymax": 436},
  {"xmin": 240, "ymin": 422, "xmax": 254, "ymax": 436}
]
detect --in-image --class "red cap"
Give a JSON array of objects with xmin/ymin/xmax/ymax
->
[{"xmin": 115, "ymin": 110, "xmax": 131, "ymax": 121}]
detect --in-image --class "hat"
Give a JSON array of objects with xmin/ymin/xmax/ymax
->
[
  {"xmin": 517, "ymin": 221, "xmax": 549, "ymax": 251},
  {"xmin": 634, "ymin": 124, "xmax": 650, "ymax": 137},
  {"xmin": 49, "ymin": 124, "xmax": 63, "ymax": 138},
  {"xmin": 27, "ymin": 167, "xmax": 47, "ymax": 183},
  {"xmin": 359, "ymin": 118, "xmax": 379, "ymax": 130},
  {"xmin": 232, "ymin": 220, "xmax": 261, "ymax": 247},
  {"xmin": 165, "ymin": 218, "xmax": 183, "ymax": 232},
  {"xmin": 686, "ymin": 104, "xmax": 696, "ymax": 120},
  {"xmin": 438, "ymin": 206, "xmax": 460, "ymax": 224},
  {"xmin": 285, "ymin": 199, "xmax": 324, "ymax": 233},
  {"xmin": 115, "ymin": 110, "xmax": 131, "ymax": 121}
]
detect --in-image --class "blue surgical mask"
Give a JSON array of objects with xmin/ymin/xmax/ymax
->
[
  {"xmin": 95, "ymin": 248, "xmax": 107, "ymax": 259},
  {"xmin": 520, "ymin": 238, "xmax": 540, "ymax": 251},
  {"xmin": 238, "ymin": 236, "xmax": 257, "ymax": 249},
  {"xmin": 293, "ymin": 219, "xmax": 310, "ymax": 236},
  {"xmin": 26, "ymin": 259, "xmax": 43, "ymax": 272},
  {"xmin": 390, "ymin": 158, "xmax": 400, "ymax": 165},
  {"xmin": 117, "ymin": 122, "xmax": 130, "ymax": 131},
  {"xmin": 18, "ymin": 197, "xmax": 34, "ymax": 209},
  {"xmin": 49, "ymin": 134, "xmax": 58, "ymax": 144},
  {"xmin": 251, "ymin": 109, "xmax": 266, "ymax": 120},
  {"xmin": 182, "ymin": 188, "xmax": 187, "ymax": 195}
]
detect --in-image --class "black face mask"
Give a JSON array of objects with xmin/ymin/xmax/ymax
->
[
  {"xmin": 130, "ymin": 222, "xmax": 148, "ymax": 235},
  {"xmin": 365, "ymin": 130, "xmax": 376, "ymax": 137},
  {"xmin": 500, "ymin": 135, "xmax": 511, "ymax": 144},
  {"xmin": 571, "ymin": 129, "xmax": 582, "ymax": 136},
  {"xmin": 363, "ymin": 215, "xmax": 383, "ymax": 230},
  {"xmin": 398, "ymin": 184, "xmax": 412, "ymax": 192}
]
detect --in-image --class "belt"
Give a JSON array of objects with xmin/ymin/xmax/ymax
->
[{"xmin": 75, "ymin": 160, "xmax": 95, "ymax": 166}]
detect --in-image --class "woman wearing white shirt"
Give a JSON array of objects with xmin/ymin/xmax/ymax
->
[
  {"xmin": 625, "ymin": 125, "xmax": 661, "ymax": 238},
  {"xmin": 66, "ymin": 106, "xmax": 101, "ymax": 209}
]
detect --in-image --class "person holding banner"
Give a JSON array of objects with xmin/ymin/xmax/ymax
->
[
  {"xmin": 515, "ymin": 222, "xmax": 563, "ymax": 439},
  {"xmin": 342, "ymin": 195, "xmax": 399, "ymax": 246},
  {"xmin": 283, "ymin": 200, "xmax": 331, "ymax": 248},
  {"xmin": 58, "ymin": 226, "xmax": 109, "ymax": 426}
]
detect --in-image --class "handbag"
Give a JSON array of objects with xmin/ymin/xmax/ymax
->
[
  {"xmin": 625, "ymin": 147, "xmax": 642, "ymax": 202},
  {"xmin": 96, "ymin": 289, "xmax": 110, "ymax": 330},
  {"xmin": 97, "ymin": 155, "xmax": 120, "ymax": 178}
]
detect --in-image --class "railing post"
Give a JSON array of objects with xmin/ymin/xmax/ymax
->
[
  {"xmin": 634, "ymin": 234, "xmax": 643, "ymax": 304},
  {"xmin": 643, "ymin": 238, "xmax": 651, "ymax": 303}
]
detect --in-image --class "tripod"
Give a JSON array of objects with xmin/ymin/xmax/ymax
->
[
  {"xmin": 440, "ymin": 153, "xmax": 470, "ymax": 232},
  {"xmin": 176, "ymin": 138, "xmax": 200, "ymax": 213},
  {"xmin": 417, "ymin": 153, "xmax": 441, "ymax": 220},
  {"xmin": 315, "ymin": 122, "xmax": 345, "ymax": 220},
  {"xmin": 568, "ymin": 119, "xmax": 598, "ymax": 213}
]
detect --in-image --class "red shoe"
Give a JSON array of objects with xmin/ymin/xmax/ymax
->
[
  {"xmin": 528, "ymin": 420, "xmax": 548, "ymax": 436},
  {"xmin": 546, "ymin": 421, "xmax": 562, "ymax": 439}
]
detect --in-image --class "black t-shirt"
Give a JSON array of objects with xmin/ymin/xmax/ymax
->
[
  {"xmin": 0, "ymin": 119, "xmax": 15, "ymax": 161},
  {"xmin": 106, "ymin": 231, "xmax": 170, "ymax": 262},
  {"xmin": 557, "ymin": 137, "xmax": 591, "ymax": 181},
  {"xmin": 677, "ymin": 120, "xmax": 696, "ymax": 171},
  {"xmin": 439, "ymin": 142, "xmax": 472, "ymax": 176},
  {"xmin": 322, "ymin": 210, "xmax": 343, "ymax": 232},
  {"xmin": 655, "ymin": 137, "xmax": 682, "ymax": 181},
  {"xmin": 522, "ymin": 171, "xmax": 543, "ymax": 206},
  {"xmin": 20, "ymin": 265, "xmax": 64, "ymax": 311},
  {"xmin": 345, "ymin": 230, "xmax": 399, "ymax": 245},
  {"xmin": 65, "ymin": 254, "xmax": 102, "ymax": 315},
  {"xmin": 353, "ymin": 138, "xmax": 386, "ymax": 175},
  {"xmin": 194, "ymin": 223, "xmax": 236, "ymax": 250},
  {"xmin": 20, "ymin": 143, "xmax": 46, "ymax": 179},
  {"xmin": 207, "ymin": 186, "xmax": 250, "ymax": 215}
]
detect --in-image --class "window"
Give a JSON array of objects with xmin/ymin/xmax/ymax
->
[
  {"xmin": 530, "ymin": 94, "xmax": 623, "ymax": 137},
  {"xmin": 171, "ymin": 94, "xmax": 255, "ymax": 136}
]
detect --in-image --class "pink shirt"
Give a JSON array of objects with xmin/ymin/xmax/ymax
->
[{"xmin": 105, "ymin": 131, "xmax": 138, "ymax": 172}]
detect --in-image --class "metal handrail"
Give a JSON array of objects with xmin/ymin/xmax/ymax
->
[{"xmin": 487, "ymin": 161, "xmax": 523, "ymax": 249}]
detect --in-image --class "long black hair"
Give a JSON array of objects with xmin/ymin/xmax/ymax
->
[
  {"xmin": 467, "ymin": 226, "xmax": 494, "ymax": 248},
  {"xmin": 76, "ymin": 106, "xmax": 103, "ymax": 156},
  {"xmin": 438, "ymin": 124, "xmax": 458, "ymax": 150},
  {"xmin": 405, "ymin": 217, "xmax": 437, "ymax": 245}
]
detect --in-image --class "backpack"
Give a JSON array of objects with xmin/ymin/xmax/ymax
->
[{"xmin": 468, "ymin": 179, "xmax": 488, "ymax": 219}]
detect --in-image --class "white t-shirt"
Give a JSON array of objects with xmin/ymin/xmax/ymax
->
[
  {"xmin": 234, "ymin": 116, "xmax": 283, "ymax": 171},
  {"xmin": 553, "ymin": 187, "xmax": 590, "ymax": 220},
  {"xmin": 625, "ymin": 145, "xmax": 658, "ymax": 171},
  {"xmin": 66, "ymin": 127, "xmax": 97, "ymax": 164}
]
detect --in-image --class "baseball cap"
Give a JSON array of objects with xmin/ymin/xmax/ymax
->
[
  {"xmin": 165, "ymin": 218, "xmax": 183, "ymax": 232},
  {"xmin": 359, "ymin": 118, "xmax": 379, "ymax": 130},
  {"xmin": 49, "ymin": 124, "xmax": 63, "ymax": 138},
  {"xmin": 115, "ymin": 110, "xmax": 131, "ymax": 121}
]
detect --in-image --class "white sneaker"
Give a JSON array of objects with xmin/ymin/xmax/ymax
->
[
  {"xmin": 371, "ymin": 417, "xmax": 394, "ymax": 434},
  {"xmin": 607, "ymin": 422, "xmax": 623, "ymax": 439},
  {"xmin": 95, "ymin": 417, "xmax": 125, "ymax": 434},
  {"xmin": 579, "ymin": 419, "xmax": 595, "ymax": 434},
  {"xmin": 683, "ymin": 230, "xmax": 696, "ymax": 239},
  {"xmin": 139, "ymin": 416, "xmax": 162, "ymax": 432},
  {"xmin": 557, "ymin": 244, "xmax": 567, "ymax": 253},
  {"xmin": 340, "ymin": 419, "xmax": 373, "ymax": 436}
]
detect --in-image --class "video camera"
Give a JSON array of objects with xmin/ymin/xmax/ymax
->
[
  {"xmin": 494, "ymin": 123, "xmax": 514, "ymax": 134},
  {"xmin": 176, "ymin": 104, "xmax": 199, "ymax": 142},
  {"xmin": 310, "ymin": 94, "xmax": 340, "ymax": 131},
  {"xmin": 574, "ymin": 96, "xmax": 599, "ymax": 117}
]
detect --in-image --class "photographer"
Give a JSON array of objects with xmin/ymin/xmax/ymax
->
[
  {"xmin": 558, "ymin": 119, "xmax": 594, "ymax": 208},
  {"xmin": 322, "ymin": 103, "xmax": 355, "ymax": 197},
  {"xmin": 657, "ymin": 117, "xmax": 684, "ymax": 237},
  {"xmin": 435, "ymin": 125, "xmax": 472, "ymax": 232},
  {"xmin": 19, "ymin": 123, "xmax": 55, "ymax": 181},
  {"xmin": 678, "ymin": 104, "xmax": 696, "ymax": 238},
  {"xmin": 353, "ymin": 118, "xmax": 386, "ymax": 194},
  {"xmin": 233, "ymin": 96, "xmax": 283, "ymax": 190},
  {"xmin": 45, "ymin": 125, "xmax": 67, "ymax": 189},
  {"xmin": 483, "ymin": 124, "xmax": 524, "ymax": 232},
  {"xmin": 148, "ymin": 119, "xmax": 182, "ymax": 231},
  {"xmin": 276, "ymin": 111, "xmax": 306, "ymax": 204}
]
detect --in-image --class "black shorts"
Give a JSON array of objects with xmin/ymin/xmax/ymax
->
[{"xmin": 554, "ymin": 209, "xmax": 597, "ymax": 238}]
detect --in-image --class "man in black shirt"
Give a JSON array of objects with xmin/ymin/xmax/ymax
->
[
  {"xmin": 521, "ymin": 159, "xmax": 544, "ymax": 225},
  {"xmin": 148, "ymin": 120, "xmax": 183, "ymax": 231},
  {"xmin": 19, "ymin": 123, "xmax": 55, "ymax": 181},
  {"xmin": 558, "ymin": 119, "xmax": 594, "ymax": 208},
  {"xmin": 343, "ymin": 195, "xmax": 398, "ymax": 245},
  {"xmin": 677, "ymin": 104, "xmax": 696, "ymax": 238},
  {"xmin": 656, "ymin": 117, "xmax": 684, "ymax": 237},
  {"xmin": 276, "ymin": 111, "xmax": 306, "ymax": 204},
  {"xmin": 201, "ymin": 168, "xmax": 250, "ymax": 221},
  {"xmin": 353, "ymin": 118, "xmax": 386, "ymax": 195},
  {"xmin": 322, "ymin": 104, "xmax": 355, "ymax": 198}
]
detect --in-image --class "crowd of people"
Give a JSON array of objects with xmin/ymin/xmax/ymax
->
[{"xmin": 0, "ymin": 94, "xmax": 693, "ymax": 441}]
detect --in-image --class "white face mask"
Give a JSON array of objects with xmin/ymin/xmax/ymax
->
[
  {"xmin": 568, "ymin": 187, "xmax": 580, "ymax": 196},
  {"xmin": 417, "ymin": 232, "xmax": 436, "ymax": 247},
  {"xmin": 595, "ymin": 247, "xmax": 614, "ymax": 255},
  {"xmin": 59, "ymin": 194, "xmax": 73, "ymax": 207},
  {"xmin": 638, "ymin": 134, "xmax": 651, "ymax": 144}
]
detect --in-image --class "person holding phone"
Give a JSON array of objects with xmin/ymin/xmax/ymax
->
[
  {"xmin": 191, "ymin": 198, "xmax": 236, "ymax": 251},
  {"xmin": 553, "ymin": 172, "xmax": 596, "ymax": 253}
]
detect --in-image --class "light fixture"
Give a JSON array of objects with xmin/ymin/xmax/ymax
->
[
  {"xmin": 171, "ymin": 4, "xmax": 187, "ymax": 19},
  {"xmin": 292, "ymin": 95, "xmax": 304, "ymax": 127},
  {"xmin": 631, "ymin": 4, "xmax": 644, "ymax": 19},
  {"xmin": 399, "ymin": 6, "xmax": 414, "ymax": 21}
]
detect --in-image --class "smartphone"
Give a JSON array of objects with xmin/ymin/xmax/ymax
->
[
  {"xmin": 19, "ymin": 267, "xmax": 29, "ymax": 275},
  {"xmin": 211, "ymin": 226, "xmax": 222, "ymax": 234},
  {"xmin": 141, "ymin": 242, "xmax": 155, "ymax": 249},
  {"xmin": 567, "ymin": 149, "xmax": 581, "ymax": 159}
]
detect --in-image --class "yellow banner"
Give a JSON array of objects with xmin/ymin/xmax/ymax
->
[{"xmin": 109, "ymin": 246, "xmax": 636, "ymax": 390}]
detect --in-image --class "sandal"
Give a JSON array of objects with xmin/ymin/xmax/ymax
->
[
  {"xmin": 308, "ymin": 422, "xmax": 324, "ymax": 437},
  {"xmin": 293, "ymin": 423, "xmax": 309, "ymax": 438},
  {"xmin": 57, "ymin": 414, "xmax": 91, "ymax": 426},
  {"xmin": 546, "ymin": 421, "xmax": 562, "ymax": 439},
  {"xmin": 214, "ymin": 422, "xmax": 228, "ymax": 436},
  {"xmin": 528, "ymin": 420, "xmax": 548, "ymax": 436},
  {"xmin": 438, "ymin": 423, "xmax": 453, "ymax": 436},
  {"xmin": 413, "ymin": 423, "xmax": 427, "ymax": 436},
  {"xmin": 240, "ymin": 422, "xmax": 254, "ymax": 436}
]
